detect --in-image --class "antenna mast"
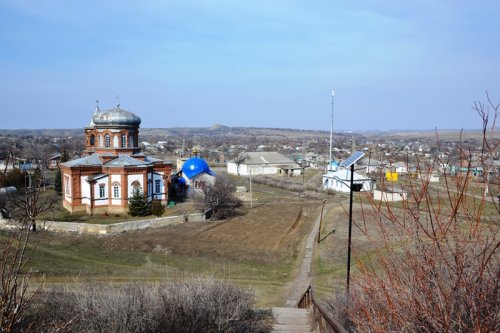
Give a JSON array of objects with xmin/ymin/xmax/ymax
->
[{"xmin": 329, "ymin": 89, "xmax": 335, "ymax": 165}]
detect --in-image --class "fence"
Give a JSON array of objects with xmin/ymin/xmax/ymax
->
[
  {"xmin": 298, "ymin": 284, "xmax": 347, "ymax": 333},
  {"xmin": 0, "ymin": 212, "xmax": 206, "ymax": 234}
]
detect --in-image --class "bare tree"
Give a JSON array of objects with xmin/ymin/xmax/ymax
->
[
  {"xmin": 11, "ymin": 184, "xmax": 57, "ymax": 232},
  {"xmin": 192, "ymin": 174, "xmax": 242, "ymax": 220},
  {"xmin": 336, "ymin": 96, "xmax": 499, "ymax": 332}
]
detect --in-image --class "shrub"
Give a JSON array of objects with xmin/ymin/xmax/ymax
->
[
  {"xmin": 22, "ymin": 279, "xmax": 271, "ymax": 333},
  {"xmin": 151, "ymin": 200, "xmax": 165, "ymax": 217},
  {"xmin": 331, "ymin": 95, "xmax": 500, "ymax": 332}
]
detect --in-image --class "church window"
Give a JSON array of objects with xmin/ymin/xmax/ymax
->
[
  {"xmin": 99, "ymin": 184, "xmax": 106, "ymax": 198},
  {"xmin": 113, "ymin": 182, "xmax": 120, "ymax": 198},
  {"xmin": 105, "ymin": 134, "xmax": 111, "ymax": 148},
  {"xmin": 155, "ymin": 180, "xmax": 161, "ymax": 193},
  {"xmin": 90, "ymin": 134, "xmax": 95, "ymax": 146},
  {"xmin": 131, "ymin": 181, "xmax": 141, "ymax": 189},
  {"xmin": 121, "ymin": 134, "xmax": 127, "ymax": 148}
]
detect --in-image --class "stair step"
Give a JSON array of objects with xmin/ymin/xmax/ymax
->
[{"xmin": 272, "ymin": 307, "xmax": 312, "ymax": 333}]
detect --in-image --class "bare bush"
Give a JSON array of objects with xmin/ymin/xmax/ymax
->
[
  {"xmin": 191, "ymin": 174, "xmax": 242, "ymax": 220},
  {"xmin": 21, "ymin": 279, "xmax": 271, "ymax": 333},
  {"xmin": 333, "ymin": 97, "xmax": 500, "ymax": 332},
  {"xmin": 0, "ymin": 228, "xmax": 39, "ymax": 333}
]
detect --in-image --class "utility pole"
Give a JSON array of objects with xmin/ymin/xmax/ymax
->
[
  {"xmin": 318, "ymin": 199, "xmax": 326, "ymax": 243},
  {"xmin": 329, "ymin": 89, "xmax": 335, "ymax": 166},
  {"xmin": 249, "ymin": 170, "xmax": 253, "ymax": 209}
]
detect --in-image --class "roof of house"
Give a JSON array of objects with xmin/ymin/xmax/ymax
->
[
  {"xmin": 62, "ymin": 153, "xmax": 166, "ymax": 168},
  {"xmin": 323, "ymin": 169, "xmax": 373, "ymax": 182},
  {"xmin": 48, "ymin": 154, "xmax": 61, "ymax": 160},
  {"xmin": 232, "ymin": 151, "xmax": 299, "ymax": 167},
  {"xmin": 62, "ymin": 154, "xmax": 102, "ymax": 167}
]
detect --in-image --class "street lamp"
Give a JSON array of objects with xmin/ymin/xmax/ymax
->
[{"xmin": 339, "ymin": 151, "xmax": 365, "ymax": 297}]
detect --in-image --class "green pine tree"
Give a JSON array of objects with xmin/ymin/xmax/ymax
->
[
  {"xmin": 128, "ymin": 186, "xmax": 151, "ymax": 217},
  {"xmin": 54, "ymin": 168, "xmax": 62, "ymax": 195},
  {"xmin": 33, "ymin": 167, "xmax": 43, "ymax": 186},
  {"xmin": 60, "ymin": 149, "xmax": 70, "ymax": 163}
]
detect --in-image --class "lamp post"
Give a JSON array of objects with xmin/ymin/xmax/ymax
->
[
  {"xmin": 346, "ymin": 162, "xmax": 354, "ymax": 296},
  {"xmin": 339, "ymin": 151, "xmax": 365, "ymax": 298}
]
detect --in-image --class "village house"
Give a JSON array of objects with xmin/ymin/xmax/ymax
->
[
  {"xmin": 227, "ymin": 151, "xmax": 302, "ymax": 177},
  {"xmin": 322, "ymin": 168, "xmax": 375, "ymax": 193}
]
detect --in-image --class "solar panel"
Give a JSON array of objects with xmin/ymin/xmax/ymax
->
[{"xmin": 340, "ymin": 151, "xmax": 365, "ymax": 168}]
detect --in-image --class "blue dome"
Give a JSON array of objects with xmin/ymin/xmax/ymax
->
[{"xmin": 182, "ymin": 157, "xmax": 215, "ymax": 179}]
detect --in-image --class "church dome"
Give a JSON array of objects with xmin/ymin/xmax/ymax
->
[
  {"xmin": 93, "ymin": 106, "xmax": 141, "ymax": 126},
  {"xmin": 182, "ymin": 157, "xmax": 215, "ymax": 179}
]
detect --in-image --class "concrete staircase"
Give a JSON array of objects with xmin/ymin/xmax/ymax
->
[{"xmin": 271, "ymin": 307, "xmax": 312, "ymax": 332}]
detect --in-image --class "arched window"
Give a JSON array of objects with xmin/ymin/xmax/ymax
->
[
  {"xmin": 105, "ymin": 134, "xmax": 111, "ymax": 148},
  {"xmin": 121, "ymin": 134, "xmax": 127, "ymax": 148},
  {"xmin": 112, "ymin": 182, "xmax": 120, "ymax": 198},
  {"xmin": 131, "ymin": 181, "xmax": 141, "ymax": 189},
  {"xmin": 90, "ymin": 134, "xmax": 95, "ymax": 146}
]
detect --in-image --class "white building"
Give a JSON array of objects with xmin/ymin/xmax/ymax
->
[
  {"xmin": 322, "ymin": 169, "xmax": 375, "ymax": 193},
  {"xmin": 227, "ymin": 152, "xmax": 301, "ymax": 176}
]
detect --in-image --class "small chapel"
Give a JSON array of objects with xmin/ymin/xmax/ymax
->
[{"xmin": 61, "ymin": 103, "xmax": 173, "ymax": 214}]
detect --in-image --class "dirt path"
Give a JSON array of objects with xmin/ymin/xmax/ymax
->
[{"xmin": 282, "ymin": 202, "xmax": 331, "ymax": 307}]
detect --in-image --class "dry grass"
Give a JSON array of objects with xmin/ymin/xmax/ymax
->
[{"xmin": 14, "ymin": 180, "xmax": 322, "ymax": 308}]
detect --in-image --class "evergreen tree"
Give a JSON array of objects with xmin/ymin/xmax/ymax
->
[
  {"xmin": 32, "ymin": 167, "xmax": 42, "ymax": 186},
  {"xmin": 128, "ymin": 186, "xmax": 151, "ymax": 217},
  {"xmin": 54, "ymin": 168, "xmax": 62, "ymax": 195},
  {"xmin": 60, "ymin": 149, "xmax": 70, "ymax": 163},
  {"xmin": 5, "ymin": 169, "xmax": 25, "ymax": 189}
]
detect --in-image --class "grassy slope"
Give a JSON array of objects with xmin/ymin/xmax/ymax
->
[{"xmin": 7, "ymin": 179, "xmax": 321, "ymax": 308}]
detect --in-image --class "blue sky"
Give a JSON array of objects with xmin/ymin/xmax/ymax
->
[{"xmin": 0, "ymin": 0, "xmax": 499, "ymax": 130}]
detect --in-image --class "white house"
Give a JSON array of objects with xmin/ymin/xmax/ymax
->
[
  {"xmin": 322, "ymin": 169, "xmax": 375, "ymax": 193},
  {"xmin": 393, "ymin": 161, "xmax": 408, "ymax": 174},
  {"xmin": 359, "ymin": 158, "xmax": 383, "ymax": 174},
  {"xmin": 227, "ymin": 152, "xmax": 301, "ymax": 177},
  {"xmin": 373, "ymin": 189, "xmax": 407, "ymax": 202}
]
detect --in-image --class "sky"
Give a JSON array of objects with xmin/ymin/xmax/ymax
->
[{"xmin": 0, "ymin": 0, "xmax": 499, "ymax": 131}]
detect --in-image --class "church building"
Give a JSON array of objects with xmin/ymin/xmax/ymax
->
[{"xmin": 61, "ymin": 103, "xmax": 173, "ymax": 214}]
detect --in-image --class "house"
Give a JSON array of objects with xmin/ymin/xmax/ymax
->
[
  {"xmin": 47, "ymin": 154, "xmax": 61, "ymax": 170},
  {"xmin": 0, "ymin": 155, "xmax": 26, "ymax": 171},
  {"xmin": 359, "ymin": 158, "xmax": 383, "ymax": 174},
  {"xmin": 392, "ymin": 161, "xmax": 408, "ymax": 174},
  {"xmin": 373, "ymin": 188, "xmax": 407, "ymax": 202},
  {"xmin": 322, "ymin": 169, "xmax": 375, "ymax": 193},
  {"xmin": 227, "ymin": 152, "xmax": 302, "ymax": 176},
  {"xmin": 61, "ymin": 104, "xmax": 173, "ymax": 214}
]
